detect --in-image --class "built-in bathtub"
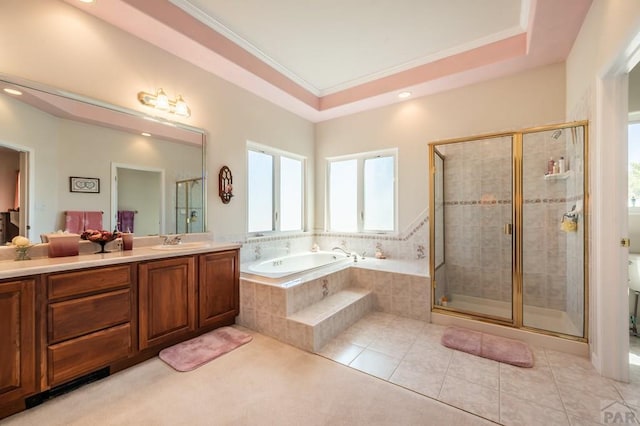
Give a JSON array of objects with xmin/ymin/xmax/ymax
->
[
  {"xmin": 241, "ymin": 251, "xmax": 352, "ymax": 286},
  {"xmin": 238, "ymin": 250, "xmax": 431, "ymax": 351}
]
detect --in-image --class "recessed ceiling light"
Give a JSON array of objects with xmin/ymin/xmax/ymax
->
[
  {"xmin": 141, "ymin": 132, "xmax": 151, "ymax": 137},
  {"xmin": 3, "ymin": 88, "xmax": 22, "ymax": 96},
  {"xmin": 78, "ymin": 0, "xmax": 95, "ymax": 3},
  {"xmin": 398, "ymin": 91, "xmax": 412, "ymax": 99}
]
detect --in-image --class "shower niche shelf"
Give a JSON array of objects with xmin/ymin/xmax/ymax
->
[{"xmin": 544, "ymin": 171, "xmax": 572, "ymax": 181}]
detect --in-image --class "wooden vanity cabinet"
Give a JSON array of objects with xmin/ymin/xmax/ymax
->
[
  {"xmin": 0, "ymin": 247, "xmax": 240, "ymax": 420},
  {"xmin": 198, "ymin": 250, "xmax": 239, "ymax": 328},
  {"xmin": 45, "ymin": 265, "xmax": 135, "ymax": 387},
  {"xmin": 138, "ymin": 256, "xmax": 196, "ymax": 350},
  {"xmin": 0, "ymin": 278, "xmax": 37, "ymax": 417}
]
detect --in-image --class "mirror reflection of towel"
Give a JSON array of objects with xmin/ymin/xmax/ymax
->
[
  {"xmin": 117, "ymin": 210, "xmax": 135, "ymax": 233},
  {"xmin": 84, "ymin": 211, "xmax": 103, "ymax": 230},
  {"xmin": 65, "ymin": 211, "xmax": 103, "ymax": 233},
  {"xmin": 65, "ymin": 211, "xmax": 84, "ymax": 234}
]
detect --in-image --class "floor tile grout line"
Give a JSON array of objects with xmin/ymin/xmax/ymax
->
[
  {"xmin": 544, "ymin": 346, "xmax": 574, "ymax": 426},
  {"xmin": 497, "ymin": 362, "xmax": 503, "ymax": 424},
  {"xmin": 437, "ymin": 345, "xmax": 455, "ymax": 400}
]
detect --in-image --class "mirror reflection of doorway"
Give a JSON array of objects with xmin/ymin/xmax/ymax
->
[
  {"xmin": 0, "ymin": 144, "xmax": 29, "ymax": 243},
  {"xmin": 112, "ymin": 164, "xmax": 164, "ymax": 236}
]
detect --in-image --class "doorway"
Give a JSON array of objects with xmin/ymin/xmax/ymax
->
[
  {"xmin": 0, "ymin": 143, "xmax": 30, "ymax": 242},
  {"xmin": 111, "ymin": 163, "xmax": 165, "ymax": 236}
]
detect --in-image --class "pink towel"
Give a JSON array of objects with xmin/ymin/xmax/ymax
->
[
  {"xmin": 83, "ymin": 211, "xmax": 103, "ymax": 231},
  {"xmin": 65, "ymin": 211, "xmax": 84, "ymax": 234}
]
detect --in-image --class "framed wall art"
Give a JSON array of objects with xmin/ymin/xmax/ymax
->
[{"xmin": 69, "ymin": 176, "xmax": 100, "ymax": 193}]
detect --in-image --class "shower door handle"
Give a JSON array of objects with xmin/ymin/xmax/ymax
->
[{"xmin": 503, "ymin": 224, "xmax": 512, "ymax": 235}]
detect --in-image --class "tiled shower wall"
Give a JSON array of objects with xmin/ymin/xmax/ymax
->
[
  {"xmin": 563, "ymin": 127, "xmax": 586, "ymax": 332},
  {"xmin": 522, "ymin": 130, "xmax": 569, "ymax": 311},
  {"xmin": 522, "ymin": 126, "xmax": 585, "ymax": 331},
  {"xmin": 439, "ymin": 137, "xmax": 514, "ymax": 303},
  {"xmin": 438, "ymin": 127, "xmax": 585, "ymax": 325}
]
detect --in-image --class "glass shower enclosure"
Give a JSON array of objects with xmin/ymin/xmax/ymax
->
[{"xmin": 429, "ymin": 121, "xmax": 588, "ymax": 340}]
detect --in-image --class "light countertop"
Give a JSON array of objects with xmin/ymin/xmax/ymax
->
[{"xmin": 0, "ymin": 241, "xmax": 241, "ymax": 280}]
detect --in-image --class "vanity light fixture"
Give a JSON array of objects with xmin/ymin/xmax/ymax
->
[
  {"xmin": 398, "ymin": 91, "xmax": 412, "ymax": 99},
  {"xmin": 3, "ymin": 88, "xmax": 22, "ymax": 96},
  {"xmin": 137, "ymin": 88, "xmax": 191, "ymax": 117}
]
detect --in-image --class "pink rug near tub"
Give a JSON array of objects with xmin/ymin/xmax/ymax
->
[
  {"xmin": 159, "ymin": 326, "xmax": 253, "ymax": 372},
  {"xmin": 441, "ymin": 327, "xmax": 534, "ymax": 368}
]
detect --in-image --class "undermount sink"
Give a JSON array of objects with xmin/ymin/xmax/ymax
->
[{"xmin": 150, "ymin": 242, "xmax": 209, "ymax": 250}]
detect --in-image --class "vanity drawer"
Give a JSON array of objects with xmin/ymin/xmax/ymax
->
[
  {"xmin": 48, "ymin": 289, "xmax": 131, "ymax": 344},
  {"xmin": 47, "ymin": 265, "xmax": 132, "ymax": 300},
  {"xmin": 48, "ymin": 323, "xmax": 132, "ymax": 386}
]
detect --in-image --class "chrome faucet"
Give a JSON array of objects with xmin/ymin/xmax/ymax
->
[
  {"xmin": 160, "ymin": 234, "xmax": 184, "ymax": 245},
  {"xmin": 332, "ymin": 246, "xmax": 352, "ymax": 257}
]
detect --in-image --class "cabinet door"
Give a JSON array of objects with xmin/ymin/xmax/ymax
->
[
  {"xmin": 198, "ymin": 250, "xmax": 239, "ymax": 328},
  {"xmin": 0, "ymin": 279, "xmax": 36, "ymax": 408},
  {"xmin": 138, "ymin": 256, "xmax": 196, "ymax": 350}
]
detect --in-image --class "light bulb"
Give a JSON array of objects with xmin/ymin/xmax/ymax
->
[
  {"xmin": 155, "ymin": 88, "xmax": 170, "ymax": 111},
  {"xmin": 3, "ymin": 88, "xmax": 22, "ymax": 96},
  {"xmin": 174, "ymin": 95, "xmax": 190, "ymax": 117}
]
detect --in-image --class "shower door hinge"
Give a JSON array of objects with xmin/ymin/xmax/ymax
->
[
  {"xmin": 621, "ymin": 238, "xmax": 631, "ymax": 248},
  {"xmin": 503, "ymin": 224, "xmax": 512, "ymax": 235}
]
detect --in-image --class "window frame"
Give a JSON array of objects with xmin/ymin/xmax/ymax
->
[
  {"xmin": 629, "ymin": 117, "xmax": 640, "ymax": 215},
  {"xmin": 326, "ymin": 148, "xmax": 398, "ymax": 234},
  {"xmin": 246, "ymin": 141, "xmax": 306, "ymax": 235}
]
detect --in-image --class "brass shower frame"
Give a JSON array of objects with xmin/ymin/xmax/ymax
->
[{"xmin": 428, "ymin": 121, "xmax": 589, "ymax": 342}]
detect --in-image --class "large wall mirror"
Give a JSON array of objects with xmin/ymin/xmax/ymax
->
[{"xmin": 0, "ymin": 74, "xmax": 206, "ymax": 243}]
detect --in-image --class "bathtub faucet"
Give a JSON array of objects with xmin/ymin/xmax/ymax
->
[{"xmin": 332, "ymin": 246, "xmax": 352, "ymax": 257}]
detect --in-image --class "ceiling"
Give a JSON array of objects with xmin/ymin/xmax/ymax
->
[{"xmin": 66, "ymin": 0, "xmax": 592, "ymax": 122}]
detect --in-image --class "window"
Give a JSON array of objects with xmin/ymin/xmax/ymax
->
[
  {"xmin": 247, "ymin": 142, "xmax": 304, "ymax": 233},
  {"xmin": 327, "ymin": 149, "xmax": 397, "ymax": 233},
  {"xmin": 630, "ymin": 122, "xmax": 640, "ymax": 210}
]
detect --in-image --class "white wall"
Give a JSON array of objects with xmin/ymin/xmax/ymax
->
[
  {"xmin": 316, "ymin": 63, "xmax": 567, "ymax": 232},
  {"xmin": 0, "ymin": 0, "xmax": 315, "ymax": 240}
]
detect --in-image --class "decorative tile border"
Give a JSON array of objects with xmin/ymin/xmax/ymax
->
[{"xmin": 443, "ymin": 195, "xmax": 583, "ymax": 206}]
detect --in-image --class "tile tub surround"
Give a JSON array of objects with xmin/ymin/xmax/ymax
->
[
  {"xmin": 239, "ymin": 266, "xmax": 373, "ymax": 352},
  {"xmin": 238, "ymin": 259, "xmax": 430, "ymax": 352}
]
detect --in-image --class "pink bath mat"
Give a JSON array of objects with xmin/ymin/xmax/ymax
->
[
  {"xmin": 159, "ymin": 326, "xmax": 252, "ymax": 372},
  {"xmin": 441, "ymin": 327, "xmax": 534, "ymax": 368}
]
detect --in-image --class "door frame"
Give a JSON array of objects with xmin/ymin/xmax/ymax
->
[
  {"xmin": 0, "ymin": 140, "xmax": 34, "ymax": 240},
  {"xmin": 590, "ymin": 34, "xmax": 640, "ymax": 381}
]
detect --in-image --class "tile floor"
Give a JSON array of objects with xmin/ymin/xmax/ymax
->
[{"xmin": 317, "ymin": 312, "xmax": 640, "ymax": 426}]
